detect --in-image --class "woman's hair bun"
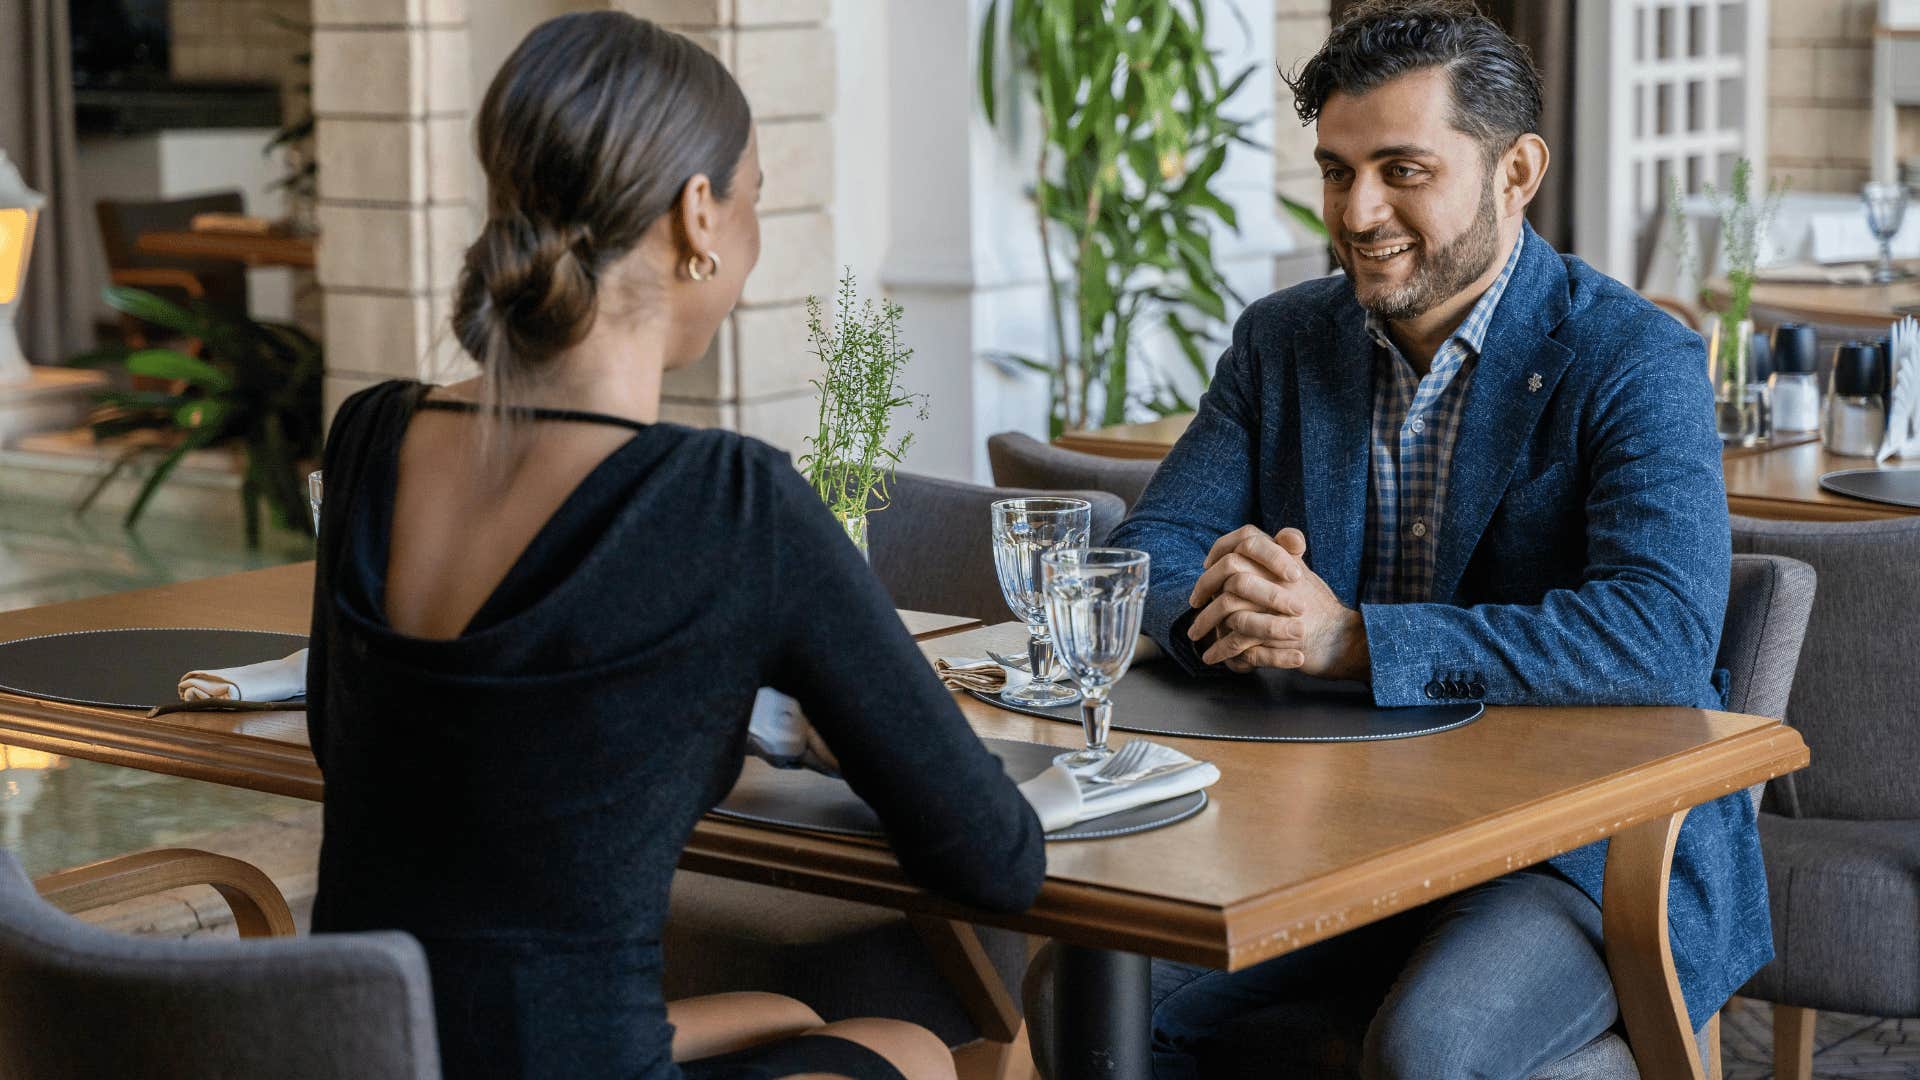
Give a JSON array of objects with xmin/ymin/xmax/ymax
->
[{"xmin": 453, "ymin": 216, "xmax": 598, "ymax": 366}]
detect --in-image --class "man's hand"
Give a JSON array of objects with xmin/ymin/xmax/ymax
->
[{"xmin": 1186, "ymin": 525, "xmax": 1370, "ymax": 681}]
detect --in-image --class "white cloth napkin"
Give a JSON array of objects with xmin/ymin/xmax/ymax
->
[
  {"xmin": 1015, "ymin": 740, "xmax": 1220, "ymax": 833},
  {"xmin": 935, "ymin": 656, "xmax": 1032, "ymax": 694},
  {"xmin": 746, "ymin": 688, "xmax": 839, "ymax": 775},
  {"xmin": 1882, "ymin": 317, "xmax": 1920, "ymax": 462},
  {"xmin": 177, "ymin": 648, "xmax": 308, "ymax": 702}
]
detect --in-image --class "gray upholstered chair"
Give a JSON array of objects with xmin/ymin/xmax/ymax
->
[
  {"xmin": 0, "ymin": 848, "xmax": 440, "ymax": 1079},
  {"xmin": 1022, "ymin": 553, "xmax": 1817, "ymax": 1080},
  {"xmin": 986, "ymin": 431, "xmax": 1163, "ymax": 510},
  {"xmin": 867, "ymin": 470, "xmax": 1127, "ymax": 625},
  {"xmin": 1729, "ymin": 515, "xmax": 1920, "ymax": 1080}
]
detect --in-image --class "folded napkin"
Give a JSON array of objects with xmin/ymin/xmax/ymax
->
[
  {"xmin": 178, "ymin": 648, "xmax": 308, "ymax": 702},
  {"xmin": 1753, "ymin": 261, "xmax": 1877, "ymax": 285},
  {"xmin": 935, "ymin": 656, "xmax": 1032, "ymax": 694},
  {"xmin": 747, "ymin": 687, "xmax": 839, "ymax": 775},
  {"xmin": 1883, "ymin": 317, "xmax": 1920, "ymax": 462},
  {"xmin": 1016, "ymin": 740, "xmax": 1220, "ymax": 833}
]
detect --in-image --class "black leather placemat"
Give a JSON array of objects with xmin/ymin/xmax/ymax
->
[
  {"xmin": 970, "ymin": 661, "xmax": 1481, "ymax": 741},
  {"xmin": 0, "ymin": 628, "xmax": 310, "ymax": 709},
  {"xmin": 1819, "ymin": 467, "xmax": 1920, "ymax": 508},
  {"xmin": 712, "ymin": 737, "xmax": 1208, "ymax": 842}
]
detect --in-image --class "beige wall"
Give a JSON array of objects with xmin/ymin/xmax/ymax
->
[
  {"xmin": 1769, "ymin": 0, "xmax": 1875, "ymax": 193},
  {"xmin": 1273, "ymin": 0, "xmax": 1330, "ymax": 232}
]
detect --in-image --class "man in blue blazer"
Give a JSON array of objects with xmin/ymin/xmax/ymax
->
[{"xmin": 1110, "ymin": 3, "xmax": 1767, "ymax": 1076}]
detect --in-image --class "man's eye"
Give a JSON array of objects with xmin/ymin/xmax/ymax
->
[
  {"xmin": 1321, "ymin": 169, "xmax": 1350, "ymax": 183},
  {"xmin": 1388, "ymin": 164, "xmax": 1424, "ymax": 180}
]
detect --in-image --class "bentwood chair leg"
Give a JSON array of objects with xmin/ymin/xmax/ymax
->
[
  {"xmin": 1706, "ymin": 1011, "xmax": 1722, "ymax": 1080},
  {"xmin": 1602, "ymin": 809, "xmax": 1706, "ymax": 1080},
  {"xmin": 1773, "ymin": 1004, "xmax": 1817, "ymax": 1080},
  {"xmin": 34, "ymin": 848, "xmax": 297, "ymax": 938}
]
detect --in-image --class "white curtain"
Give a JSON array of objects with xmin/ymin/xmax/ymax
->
[{"xmin": 0, "ymin": 0, "xmax": 92, "ymax": 362}]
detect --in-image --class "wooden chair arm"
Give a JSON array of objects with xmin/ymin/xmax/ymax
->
[
  {"xmin": 34, "ymin": 848, "xmax": 297, "ymax": 939},
  {"xmin": 1603, "ymin": 809, "xmax": 1717, "ymax": 1080},
  {"xmin": 110, "ymin": 268, "xmax": 208, "ymax": 299},
  {"xmin": 907, "ymin": 914, "xmax": 1023, "ymax": 1044}
]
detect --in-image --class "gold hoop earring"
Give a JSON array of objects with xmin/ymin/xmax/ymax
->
[{"xmin": 686, "ymin": 250, "xmax": 721, "ymax": 282}]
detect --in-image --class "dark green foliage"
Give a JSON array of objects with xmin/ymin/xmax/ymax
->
[{"xmin": 68, "ymin": 286, "xmax": 323, "ymax": 547}]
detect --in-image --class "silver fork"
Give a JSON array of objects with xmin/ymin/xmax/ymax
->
[
  {"xmin": 986, "ymin": 649, "xmax": 1030, "ymax": 671},
  {"xmin": 1084, "ymin": 739, "xmax": 1152, "ymax": 785}
]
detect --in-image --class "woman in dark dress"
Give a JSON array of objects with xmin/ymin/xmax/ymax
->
[{"xmin": 306, "ymin": 13, "xmax": 1046, "ymax": 1079}]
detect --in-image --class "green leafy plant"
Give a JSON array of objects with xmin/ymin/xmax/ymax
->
[
  {"xmin": 979, "ymin": 0, "xmax": 1256, "ymax": 433},
  {"xmin": 798, "ymin": 269, "xmax": 927, "ymax": 543},
  {"xmin": 1668, "ymin": 158, "xmax": 1782, "ymax": 383},
  {"xmin": 67, "ymin": 286, "xmax": 323, "ymax": 546}
]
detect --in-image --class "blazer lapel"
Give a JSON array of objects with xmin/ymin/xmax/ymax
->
[
  {"xmin": 1294, "ymin": 305, "xmax": 1374, "ymax": 605},
  {"xmin": 1429, "ymin": 227, "xmax": 1575, "ymax": 601}
]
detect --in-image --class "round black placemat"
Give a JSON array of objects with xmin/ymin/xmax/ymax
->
[
  {"xmin": 1819, "ymin": 466, "xmax": 1920, "ymax": 508},
  {"xmin": 712, "ymin": 737, "xmax": 1208, "ymax": 842},
  {"xmin": 0, "ymin": 628, "xmax": 310, "ymax": 709},
  {"xmin": 970, "ymin": 661, "xmax": 1481, "ymax": 741}
]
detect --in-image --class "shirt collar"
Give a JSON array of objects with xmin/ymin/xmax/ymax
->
[{"xmin": 1363, "ymin": 230, "xmax": 1525, "ymax": 359}]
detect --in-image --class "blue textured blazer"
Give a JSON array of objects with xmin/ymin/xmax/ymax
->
[{"xmin": 1110, "ymin": 223, "xmax": 1768, "ymax": 1028}]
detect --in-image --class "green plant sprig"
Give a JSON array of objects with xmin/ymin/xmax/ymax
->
[
  {"xmin": 980, "ymin": 0, "xmax": 1254, "ymax": 434},
  {"xmin": 798, "ymin": 269, "xmax": 927, "ymax": 530},
  {"xmin": 1666, "ymin": 158, "xmax": 1783, "ymax": 385}
]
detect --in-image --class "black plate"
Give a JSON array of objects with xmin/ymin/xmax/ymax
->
[
  {"xmin": 0, "ymin": 628, "xmax": 310, "ymax": 709},
  {"xmin": 972, "ymin": 661, "xmax": 1481, "ymax": 742},
  {"xmin": 1819, "ymin": 466, "xmax": 1920, "ymax": 508},
  {"xmin": 712, "ymin": 737, "xmax": 1208, "ymax": 842}
]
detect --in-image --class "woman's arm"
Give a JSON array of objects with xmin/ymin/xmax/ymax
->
[{"xmin": 758, "ymin": 457, "xmax": 1046, "ymax": 913}]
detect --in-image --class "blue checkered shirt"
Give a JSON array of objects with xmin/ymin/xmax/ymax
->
[{"xmin": 1359, "ymin": 236, "xmax": 1523, "ymax": 605}]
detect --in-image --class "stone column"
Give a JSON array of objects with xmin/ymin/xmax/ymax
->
[
  {"xmin": 312, "ymin": 0, "xmax": 474, "ymax": 416},
  {"xmin": 615, "ymin": 0, "xmax": 838, "ymax": 458}
]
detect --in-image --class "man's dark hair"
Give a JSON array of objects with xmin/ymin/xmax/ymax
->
[{"xmin": 1284, "ymin": 0, "xmax": 1543, "ymax": 161}]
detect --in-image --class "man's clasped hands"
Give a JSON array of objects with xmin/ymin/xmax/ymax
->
[{"xmin": 1186, "ymin": 525, "xmax": 1371, "ymax": 682}]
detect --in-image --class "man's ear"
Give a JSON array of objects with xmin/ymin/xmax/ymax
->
[
  {"xmin": 1501, "ymin": 133, "xmax": 1550, "ymax": 217},
  {"xmin": 673, "ymin": 172, "xmax": 717, "ymax": 270}
]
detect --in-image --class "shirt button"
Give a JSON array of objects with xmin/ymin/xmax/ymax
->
[
  {"xmin": 1411, "ymin": 520, "xmax": 1428, "ymax": 538},
  {"xmin": 1409, "ymin": 416, "xmax": 1425, "ymax": 434}
]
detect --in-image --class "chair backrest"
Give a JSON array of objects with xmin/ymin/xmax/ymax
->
[
  {"xmin": 0, "ymin": 851, "xmax": 441, "ymax": 1080},
  {"xmin": 1731, "ymin": 515, "xmax": 1920, "ymax": 819},
  {"xmin": 986, "ymin": 431, "xmax": 1162, "ymax": 510},
  {"xmin": 868, "ymin": 471, "xmax": 1127, "ymax": 625},
  {"xmin": 1717, "ymin": 553, "xmax": 1817, "ymax": 720},
  {"xmin": 95, "ymin": 191, "xmax": 250, "ymax": 314}
]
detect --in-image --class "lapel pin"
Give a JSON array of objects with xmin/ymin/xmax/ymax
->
[{"xmin": 1527, "ymin": 372, "xmax": 1543, "ymax": 393}]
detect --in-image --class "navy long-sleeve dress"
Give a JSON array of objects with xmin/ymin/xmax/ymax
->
[{"xmin": 308, "ymin": 380, "xmax": 1046, "ymax": 1079}]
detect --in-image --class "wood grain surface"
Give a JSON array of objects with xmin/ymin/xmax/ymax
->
[{"xmin": 1722, "ymin": 439, "xmax": 1920, "ymax": 520}]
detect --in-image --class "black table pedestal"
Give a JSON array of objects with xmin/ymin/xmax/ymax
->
[{"xmin": 1051, "ymin": 944, "xmax": 1153, "ymax": 1079}]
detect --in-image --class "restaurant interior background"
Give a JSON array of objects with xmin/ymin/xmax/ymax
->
[{"xmin": 0, "ymin": 0, "xmax": 1914, "ymax": 1077}]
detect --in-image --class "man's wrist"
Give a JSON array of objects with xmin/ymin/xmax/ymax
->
[{"xmin": 1333, "ymin": 608, "xmax": 1371, "ymax": 682}]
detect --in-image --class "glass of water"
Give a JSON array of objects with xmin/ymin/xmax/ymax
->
[
  {"xmin": 308, "ymin": 470, "xmax": 323, "ymax": 535},
  {"xmin": 991, "ymin": 497, "xmax": 1092, "ymax": 707},
  {"xmin": 1864, "ymin": 181, "xmax": 1910, "ymax": 284},
  {"xmin": 1042, "ymin": 547, "xmax": 1150, "ymax": 769}
]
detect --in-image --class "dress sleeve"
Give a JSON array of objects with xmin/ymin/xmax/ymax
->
[{"xmin": 757, "ymin": 455, "xmax": 1046, "ymax": 914}]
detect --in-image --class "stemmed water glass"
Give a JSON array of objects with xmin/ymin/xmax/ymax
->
[
  {"xmin": 308, "ymin": 469, "xmax": 324, "ymax": 535},
  {"xmin": 991, "ymin": 497, "xmax": 1091, "ymax": 707},
  {"xmin": 1042, "ymin": 547, "xmax": 1150, "ymax": 769},
  {"xmin": 1863, "ymin": 181, "xmax": 1910, "ymax": 284}
]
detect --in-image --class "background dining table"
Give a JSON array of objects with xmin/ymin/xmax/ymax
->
[{"xmin": 0, "ymin": 562, "xmax": 1806, "ymax": 1079}]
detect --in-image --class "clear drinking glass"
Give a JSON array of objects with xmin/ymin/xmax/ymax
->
[
  {"xmin": 308, "ymin": 469, "xmax": 323, "ymax": 535},
  {"xmin": 1863, "ymin": 181, "xmax": 1910, "ymax": 284},
  {"xmin": 991, "ymin": 497, "xmax": 1092, "ymax": 707},
  {"xmin": 1042, "ymin": 547, "xmax": 1150, "ymax": 769}
]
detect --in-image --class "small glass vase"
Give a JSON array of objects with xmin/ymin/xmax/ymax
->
[
  {"xmin": 1712, "ymin": 319, "xmax": 1762, "ymax": 446},
  {"xmin": 835, "ymin": 509, "xmax": 869, "ymax": 561}
]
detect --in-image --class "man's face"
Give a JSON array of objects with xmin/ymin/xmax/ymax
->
[{"xmin": 1315, "ymin": 67, "xmax": 1505, "ymax": 322}]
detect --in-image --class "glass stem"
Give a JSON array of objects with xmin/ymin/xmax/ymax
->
[
  {"xmin": 1027, "ymin": 629, "xmax": 1054, "ymax": 685},
  {"xmin": 1080, "ymin": 695, "xmax": 1112, "ymax": 754},
  {"xmin": 1883, "ymin": 238, "xmax": 1897, "ymax": 282}
]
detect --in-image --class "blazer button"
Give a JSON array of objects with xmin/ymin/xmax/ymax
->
[
  {"xmin": 1425, "ymin": 680, "xmax": 1443, "ymax": 699},
  {"xmin": 1468, "ymin": 681, "xmax": 1487, "ymax": 699}
]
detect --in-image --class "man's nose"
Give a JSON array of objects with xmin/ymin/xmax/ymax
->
[{"xmin": 1342, "ymin": 174, "xmax": 1393, "ymax": 237}]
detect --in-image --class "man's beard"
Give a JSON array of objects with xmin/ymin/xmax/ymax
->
[{"xmin": 1340, "ymin": 171, "xmax": 1502, "ymax": 323}]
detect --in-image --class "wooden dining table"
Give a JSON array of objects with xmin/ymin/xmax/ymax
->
[
  {"xmin": 134, "ymin": 229, "xmax": 318, "ymax": 270},
  {"xmin": 0, "ymin": 563, "xmax": 1806, "ymax": 1080}
]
